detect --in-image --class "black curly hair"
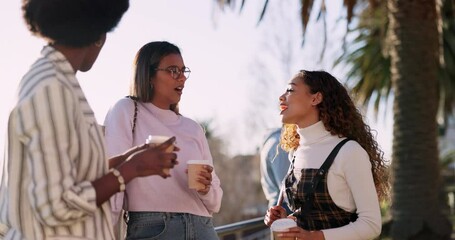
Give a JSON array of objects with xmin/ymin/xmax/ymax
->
[
  {"xmin": 281, "ymin": 70, "xmax": 390, "ymax": 201},
  {"xmin": 22, "ymin": 0, "xmax": 129, "ymax": 47}
]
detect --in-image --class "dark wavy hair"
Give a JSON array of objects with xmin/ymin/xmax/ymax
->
[
  {"xmin": 129, "ymin": 41, "xmax": 181, "ymax": 113},
  {"xmin": 281, "ymin": 70, "xmax": 390, "ymax": 201},
  {"xmin": 22, "ymin": 0, "xmax": 129, "ymax": 47}
]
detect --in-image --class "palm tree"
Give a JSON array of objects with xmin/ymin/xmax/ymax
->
[
  {"xmin": 215, "ymin": 0, "xmax": 453, "ymax": 238},
  {"xmin": 338, "ymin": 3, "xmax": 455, "ymax": 238},
  {"xmin": 387, "ymin": 1, "xmax": 451, "ymax": 237},
  {"xmin": 337, "ymin": 0, "xmax": 455, "ymax": 129}
]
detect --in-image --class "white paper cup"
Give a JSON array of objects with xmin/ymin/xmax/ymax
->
[
  {"xmin": 146, "ymin": 135, "xmax": 174, "ymax": 174},
  {"xmin": 270, "ymin": 218, "xmax": 297, "ymax": 240},
  {"xmin": 187, "ymin": 160, "xmax": 211, "ymax": 190}
]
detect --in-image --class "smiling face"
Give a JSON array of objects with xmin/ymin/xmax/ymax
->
[
  {"xmin": 151, "ymin": 53, "xmax": 187, "ymax": 109},
  {"xmin": 279, "ymin": 75, "xmax": 322, "ymax": 128}
]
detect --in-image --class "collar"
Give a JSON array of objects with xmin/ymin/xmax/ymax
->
[
  {"xmin": 297, "ymin": 121, "xmax": 331, "ymax": 146},
  {"xmin": 41, "ymin": 45, "xmax": 96, "ymax": 122},
  {"xmin": 146, "ymin": 103, "xmax": 180, "ymax": 124},
  {"xmin": 42, "ymin": 45, "xmax": 75, "ymax": 74}
]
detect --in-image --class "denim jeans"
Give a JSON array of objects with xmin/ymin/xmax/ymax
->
[{"xmin": 126, "ymin": 212, "xmax": 219, "ymax": 240}]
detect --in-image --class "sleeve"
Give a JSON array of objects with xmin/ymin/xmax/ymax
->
[
  {"xmin": 322, "ymin": 142, "xmax": 381, "ymax": 240},
  {"xmin": 260, "ymin": 134, "xmax": 282, "ymax": 208},
  {"xmin": 196, "ymin": 126, "xmax": 223, "ymax": 214},
  {"xmin": 15, "ymin": 81, "xmax": 97, "ymax": 226},
  {"xmin": 103, "ymin": 98, "xmax": 135, "ymax": 157},
  {"xmin": 103, "ymin": 98, "xmax": 135, "ymax": 225}
]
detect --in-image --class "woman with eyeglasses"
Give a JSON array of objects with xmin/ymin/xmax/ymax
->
[
  {"xmin": 104, "ymin": 41, "xmax": 223, "ymax": 240},
  {"xmin": 264, "ymin": 70, "xmax": 389, "ymax": 240},
  {"xmin": 0, "ymin": 1, "xmax": 180, "ymax": 239}
]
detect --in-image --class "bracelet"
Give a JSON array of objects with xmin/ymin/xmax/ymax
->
[{"xmin": 110, "ymin": 168, "xmax": 125, "ymax": 192}]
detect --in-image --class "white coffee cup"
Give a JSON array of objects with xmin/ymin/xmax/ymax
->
[
  {"xmin": 187, "ymin": 160, "xmax": 211, "ymax": 191},
  {"xmin": 145, "ymin": 135, "xmax": 174, "ymax": 174},
  {"xmin": 270, "ymin": 218, "xmax": 297, "ymax": 240}
]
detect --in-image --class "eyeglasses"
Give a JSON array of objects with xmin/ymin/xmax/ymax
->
[{"xmin": 155, "ymin": 66, "xmax": 191, "ymax": 80}]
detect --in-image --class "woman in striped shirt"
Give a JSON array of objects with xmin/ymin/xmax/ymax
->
[{"xmin": 0, "ymin": 0, "xmax": 178, "ymax": 239}]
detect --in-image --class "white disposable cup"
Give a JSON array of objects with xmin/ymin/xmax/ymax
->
[
  {"xmin": 270, "ymin": 218, "xmax": 297, "ymax": 240},
  {"xmin": 187, "ymin": 160, "xmax": 211, "ymax": 190},
  {"xmin": 146, "ymin": 135, "xmax": 174, "ymax": 174}
]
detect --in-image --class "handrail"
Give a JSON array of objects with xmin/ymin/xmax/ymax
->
[{"xmin": 214, "ymin": 186, "xmax": 455, "ymax": 239}]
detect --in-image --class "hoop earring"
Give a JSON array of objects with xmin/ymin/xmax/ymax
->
[{"xmin": 94, "ymin": 40, "xmax": 103, "ymax": 48}]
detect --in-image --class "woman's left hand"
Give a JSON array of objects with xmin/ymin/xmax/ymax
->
[
  {"xmin": 196, "ymin": 165, "xmax": 213, "ymax": 195},
  {"xmin": 276, "ymin": 227, "xmax": 325, "ymax": 240}
]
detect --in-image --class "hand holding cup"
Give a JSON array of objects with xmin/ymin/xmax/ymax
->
[
  {"xmin": 187, "ymin": 160, "xmax": 213, "ymax": 195},
  {"xmin": 123, "ymin": 136, "xmax": 178, "ymax": 181},
  {"xmin": 270, "ymin": 218, "xmax": 297, "ymax": 240},
  {"xmin": 145, "ymin": 135, "xmax": 178, "ymax": 175}
]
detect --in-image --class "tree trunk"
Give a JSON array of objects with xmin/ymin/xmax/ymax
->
[{"xmin": 388, "ymin": 0, "xmax": 452, "ymax": 239}]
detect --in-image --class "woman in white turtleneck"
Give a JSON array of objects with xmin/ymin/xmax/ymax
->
[{"xmin": 264, "ymin": 70, "xmax": 389, "ymax": 240}]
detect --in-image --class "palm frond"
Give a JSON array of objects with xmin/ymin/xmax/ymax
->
[
  {"xmin": 344, "ymin": 0, "xmax": 357, "ymax": 23},
  {"xmin": 257, "ymin": 0, "xmax": 269, "ymax": 25},
  {"xmin": 214, "ymin": 0, "xmax": 455, "ymax": 124},
  {"xmin": 300, "ymin": 0, "xmax": 315, "ymax": 37},
  {"xmin": 439, "ymin": 0, "xmax": 455, "ymax": 128},
  {"xmin": 335, "ymin": 3, "xmax": 391, "ymax": 118},
  {"xmin": 440, "ymin": 150, "xmax": 455, "ymax": 168}
]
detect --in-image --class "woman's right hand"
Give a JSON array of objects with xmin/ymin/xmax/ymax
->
[
  {"xmin": 120, "ymin": 137, "xmax": 179, "ymax": 181},
  {"xmin": 264, "ymin": 205, "xmax": 287, "ymax": 226}
]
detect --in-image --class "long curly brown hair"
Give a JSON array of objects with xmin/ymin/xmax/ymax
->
[{"xmin": 280, "ymin": 70, "xmax": 390, "ymax": 201}]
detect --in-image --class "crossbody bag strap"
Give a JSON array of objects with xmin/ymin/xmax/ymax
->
[
  {"xmin": 126, "ymin": 96, "xmax": 138, "ymax": 135},
  {"xmin": 123, "ymin": 96, "xmax": 139, "ymax": 224}
]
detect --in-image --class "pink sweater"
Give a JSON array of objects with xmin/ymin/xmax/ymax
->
[{"xmin": 104, "ymin": 98, "xmax": 222, "ymax": 221}]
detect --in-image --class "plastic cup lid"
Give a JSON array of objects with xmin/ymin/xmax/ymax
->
[{"xmin": 270, "ymin": 218, "xmax": 297, "ymax": 231}]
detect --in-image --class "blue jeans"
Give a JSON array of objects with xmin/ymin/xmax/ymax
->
[{"xmin": 126, "ymin": 212, "xmax": 219, "ymax": 240}]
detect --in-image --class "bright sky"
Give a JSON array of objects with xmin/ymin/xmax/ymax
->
[{"xmin": 0, "ymin": 0, "xmax": 393, "ymax": 161}]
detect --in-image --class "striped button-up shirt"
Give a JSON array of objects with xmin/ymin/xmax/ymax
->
[{"xmin": 0, "ymin": 46, "xmax": 114, "ymax": 240}]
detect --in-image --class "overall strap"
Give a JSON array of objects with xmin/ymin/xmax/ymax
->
[
  {"xmin": 303, "ymin": 138, "xmax": 351, "ymax": 215},
  {"xmin": 312, "ymin": 138, "xmax": 351, "ymax": 189},
  {"xmin": 277, "ymin": 154, "xmax": 296, "ymax": 206}
]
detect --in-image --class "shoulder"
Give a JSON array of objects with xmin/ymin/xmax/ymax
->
[
  {"xmin": 109, "ymin": 97, "xmax": 136, "ymax": 113},
  {"xmin": 104, "ymin": 97, "xmax": 136, "ymax": 122},
  {"xmin": 262, "ymin": 128, "xmax": 281, "ymax": 145},
  {"xmin": 18, "ymin": 59, "xmax": 66, "ymax": 100},
  {"xmin": 337, "ymin": 139, "xmax": 371, "ymax": 167}
]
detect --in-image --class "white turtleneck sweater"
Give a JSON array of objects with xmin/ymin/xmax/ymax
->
[{"xmin": 292, "ymin": 121, "xmax": 381, "ymax": 240}]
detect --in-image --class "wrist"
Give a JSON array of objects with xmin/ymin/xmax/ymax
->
[
  {"xmin": 118, "ymin": 160, "xmax": 136, "ymax": 184},
  {"xmin": 108, "ymin": 154, "xmax": 125, "ymax": 169},
  {"xmin": 110, "ymin": 168, "xmax": 125, "ymax": 192}
]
